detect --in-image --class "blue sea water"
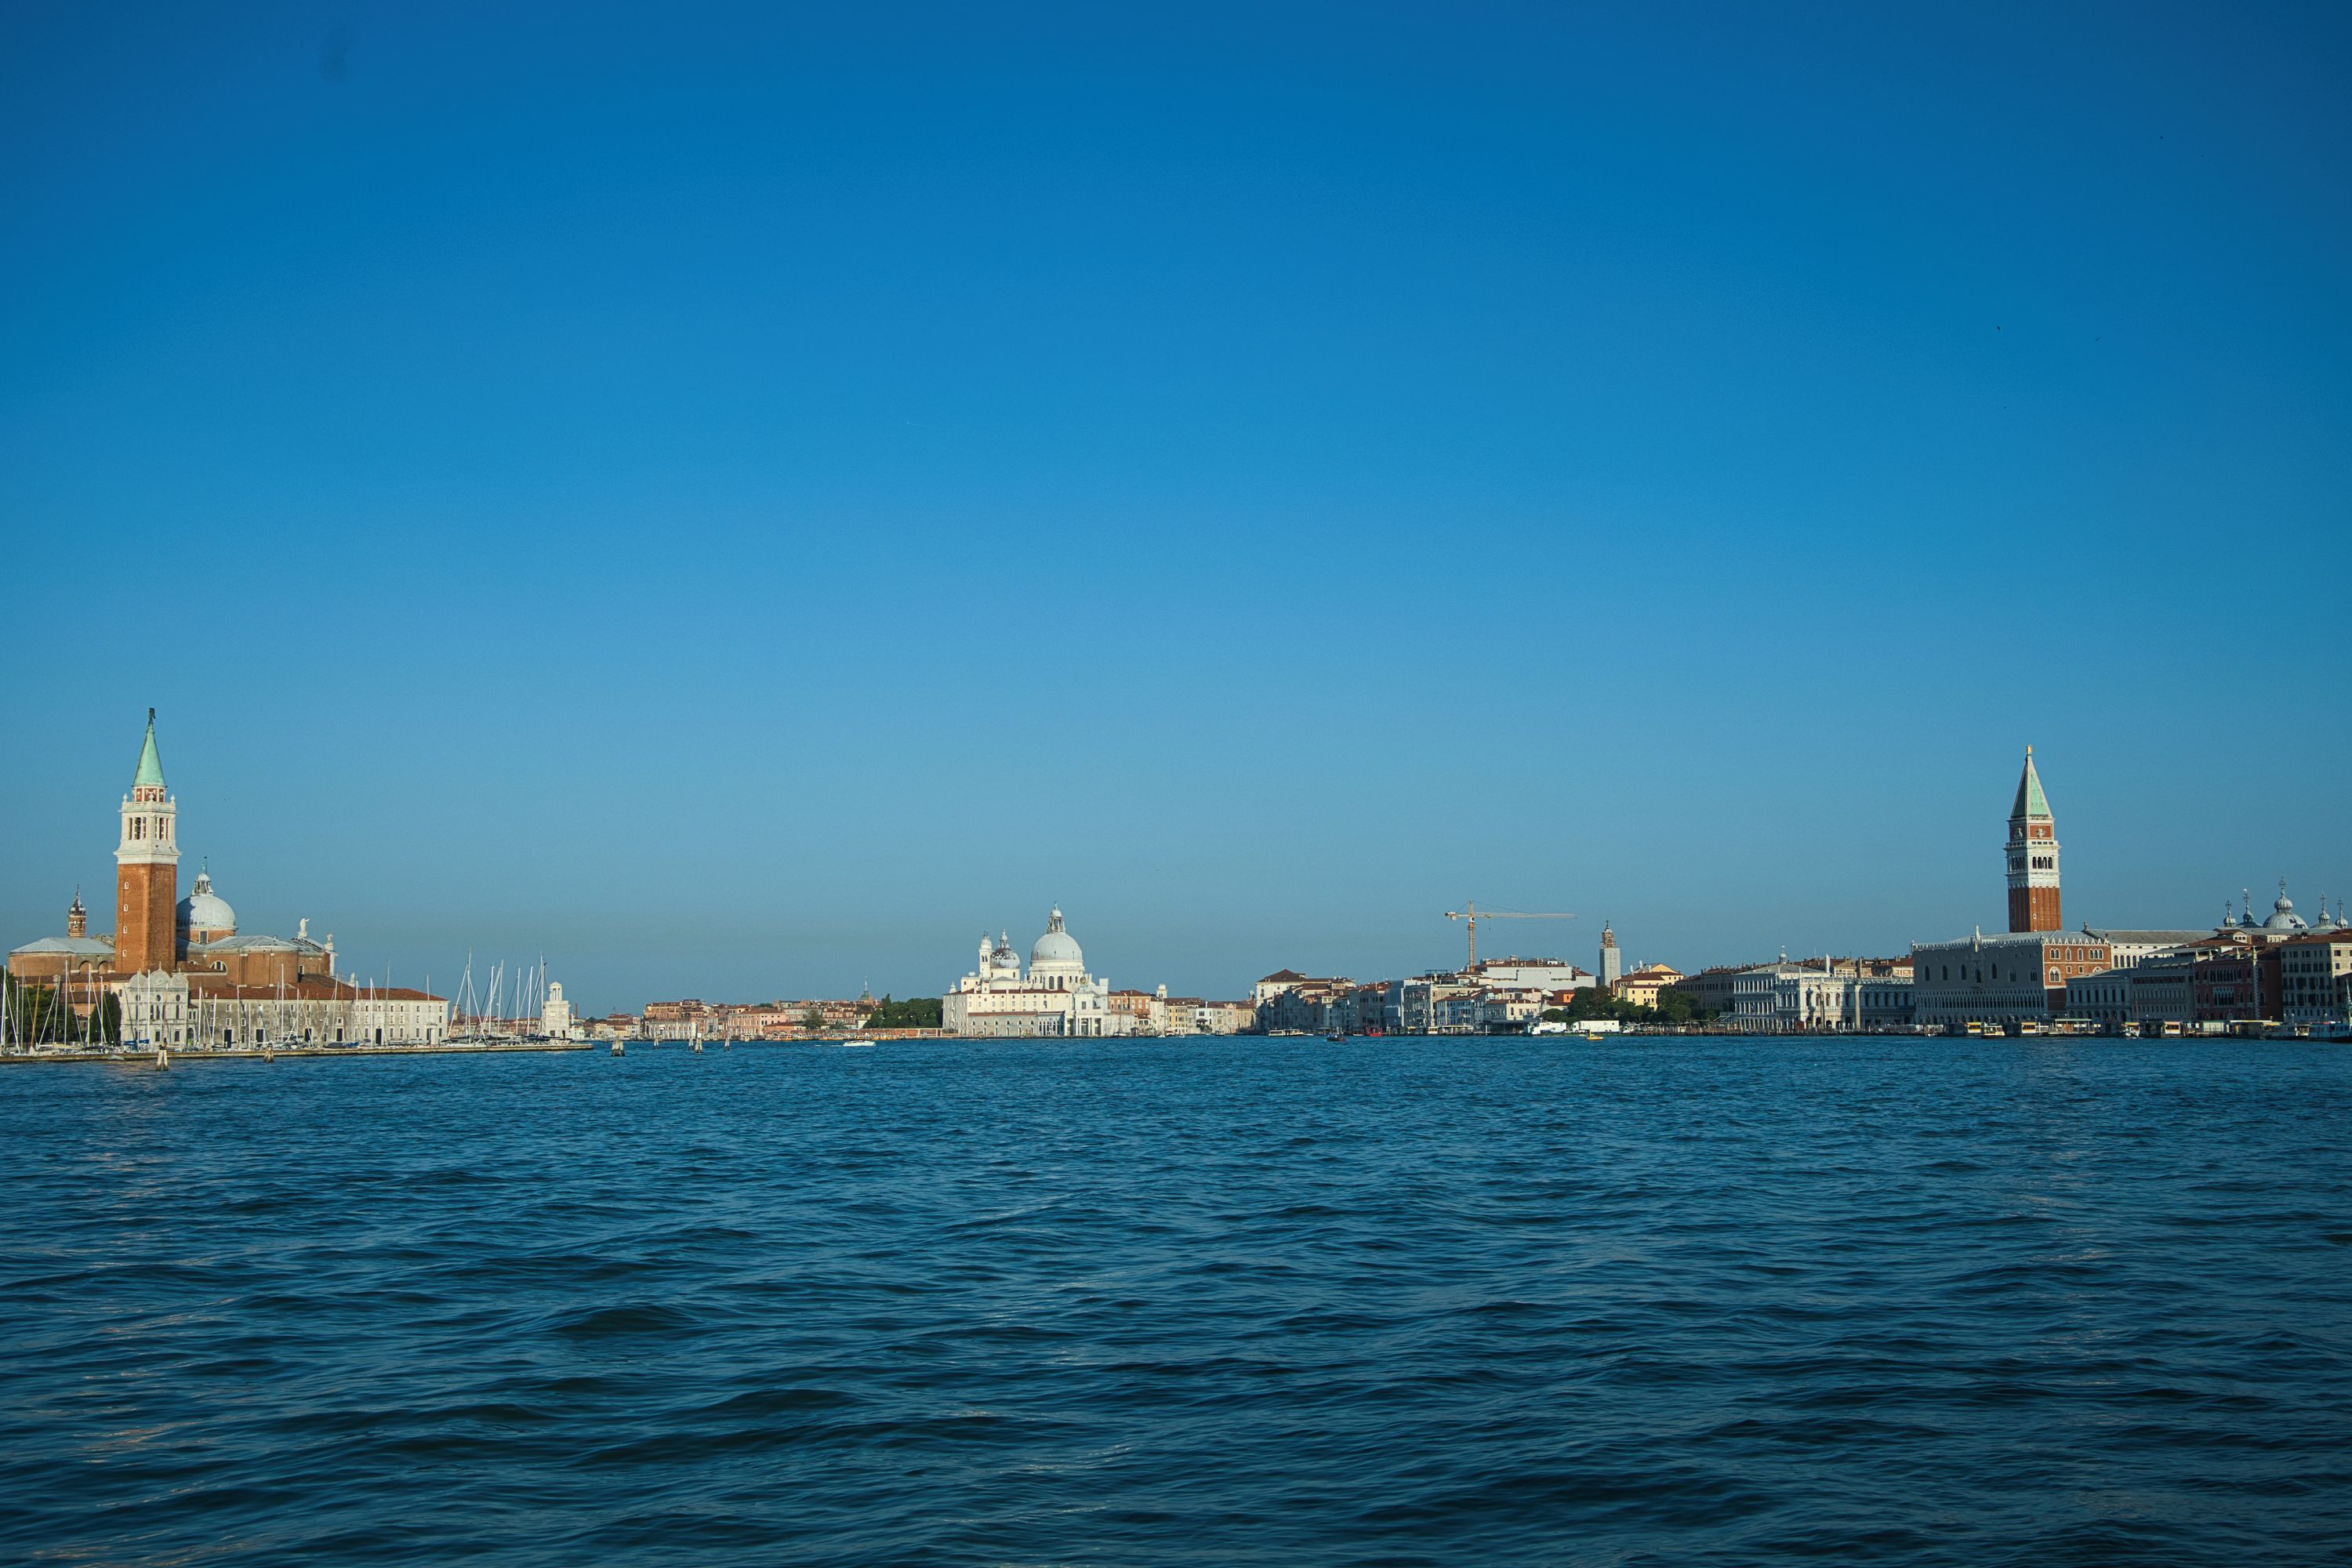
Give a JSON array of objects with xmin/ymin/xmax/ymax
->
[{"xmin": 2, "ymin": 1036, "xmax": 2348, "ymax": 1566}]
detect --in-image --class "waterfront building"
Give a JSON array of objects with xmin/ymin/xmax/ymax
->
[
  {"xmin": 1472, "ymin": 990, "xmax": 1545, "ymax": 1031},
  {"xmin": 1672, "ymin": 964, "xmax": 1760, "ymax": 1017},
  {"xmin": 1094, "ymin": 987, "xmax": 1252, "ymax": 1036},
  {"xmin": 5, "ymin": 894, "xmax": 117, "ymax": 1019},
  {"xmin": 1199, "ymin": 1000, "xmax": 1257, "ymax": 1033},
  {"xmin": 2005, "ymin": 747, "xmax": 2062, "ymax": 932},
  {"xmin": 1392, "ymin": 974, "xmax": 1479, "ymax": 1034},
  {"xmin": 1857, "ymin": 975, "xmax": 1915, "ymax": 1029},
  {"xmin": 1253, "ymin": 969, "xmax": 1309, "ymax": 1007},
  {"xmin": 1728, "ymin": 966, "xmax": 1778, "ymax": 1029},
  {"xmin": 189, "ymin": 980, "xmax": 446, "ymax": 1050},
  {"xmin": 1596, "ymin": 923, "xmax": 1624, "ymax": 989},
  {"xmin": 1613, "ymin": 963, "xmax": 1683, "ymax": 1010},
  {"xmin": 1727, "ymin": 962, "xmax": 1862, "ymax": 1032},
  {"xmin": 1258, "ymin": 977, "xmax": 1358, "ymax": 1034},
  {"xmin": 2190, "ymin": 938, "xmax": 2267, "ymax": 1025},
  {"xmin": 2063, "ymin": 967, "xmax": 2135, "ymax": 1028},
  {"xmin": 2126, "ymin": 953, "xmax": 2198, "ymax": 1029},
  {"xmin": 1108, "ymin": 988, "xmax": 1165, "ymax": 1033},
  {"xmin": 1726, "ymin": 959, "xmax": 1885, "ymax": 1031},
  {"xmin": 2279, "ymin": 929, "xmax": 2352, "ymax": 1027},
  {"xmin": 115, "ymin": 970, "xmax": 187, "ymax": 1046},
  {"xmin": 1433, "ymin": 958, "xmax": 1593, "ymax": 1030},
  {"xmin": 2078, "ymin": 927, "xmax": 2209, "ymax": 968},
  {"xmin": 1775, "ymin": 968, "xmax": 1856, "ymax": 1031},
  {"xmin": 942, "ymin": 909, "xmax": 1134, "ymax": 1036},
  {"xmin": 1910, "ymin": 929, "xmax": 2115, "ymax": 1028},
  {"xmin": 1468, "ymin": 957, "xmax": 1592, "ymax": 993},
  {"xmin": 6, "ymin": 712, "xmax": 445, "ymax": 1048}
]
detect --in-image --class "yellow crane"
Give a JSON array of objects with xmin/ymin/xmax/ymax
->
[{"xmin": 1442, "ymin": 901, "xmax": 1577, "ymax": 968}]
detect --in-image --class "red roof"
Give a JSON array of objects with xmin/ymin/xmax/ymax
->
[{"xmin": 187, "ymin": 975, "xmax": 443, "ymax": 1003}]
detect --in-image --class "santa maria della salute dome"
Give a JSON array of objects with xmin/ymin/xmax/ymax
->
[
  {"xmin": 944, "ymin": 907, "xmax": 1131, "ymax": 1036},
  {"xmin": 1029, "ymin": 908, "xmax": 1085, "ymax": 977}
]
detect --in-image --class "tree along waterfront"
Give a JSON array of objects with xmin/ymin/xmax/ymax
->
[{"xmin": 2, "ymin": 973, "xmax": 122, "ymax": 1047}]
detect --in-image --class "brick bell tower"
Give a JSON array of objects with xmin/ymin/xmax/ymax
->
[
  {"xmin": 114, "ymin": 709, "xmax": 180, "ymax": 976},
  {"xmin": 2005, "ymin": 746, "xmax": 2060, "ymax": 933}
]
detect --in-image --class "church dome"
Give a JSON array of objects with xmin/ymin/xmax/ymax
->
[
  {"xmin": 2262, "ymin": 885, "xmax": 2307, "ymax": 933},
  {"xmin": 1029, "ymin": 906, "xmax": 1084, "ymax": 971},
  {"xmin": 176, "ymin": 871, "xmax": 235, "ymax": 938}
]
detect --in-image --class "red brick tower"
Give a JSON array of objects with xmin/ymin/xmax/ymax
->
[
  {"xmin": 113, "ymin": 709, "xmax": 180, "ymax": 976},
  {"xmin": 2005, "ymin": 746, "xmax": 2060, "ymax": 933}
]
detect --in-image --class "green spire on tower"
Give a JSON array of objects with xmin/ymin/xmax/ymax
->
[
  {"xmin": 133, "ymin": 707, "xmax": 165, "ymax": 789},
  {"xmin": 2009, "ymin": 745, "xmax": 2049, "ymax": 820}
]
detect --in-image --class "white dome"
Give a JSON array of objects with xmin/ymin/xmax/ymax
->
[
  {"xmin": 177, "ymin": 871, "xmax": 235, "ymax": 936},
  {"xmin": 1029, "ymin": 906, "xmax": 1084, "ymax": 971}
]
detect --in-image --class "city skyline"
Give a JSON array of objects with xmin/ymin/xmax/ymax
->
[
  {"xmin": 5, "ymin": 5, "xmax": 2349, "ymax": 1010},
  {"xmin": 4, "ymin": 710, "xmax": 2343, "ymax": 1016}
]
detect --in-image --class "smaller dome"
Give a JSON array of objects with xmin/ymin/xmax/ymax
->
[{"xmin": 176, "ymin": 871, "xmax": 236, "ymax": 938}]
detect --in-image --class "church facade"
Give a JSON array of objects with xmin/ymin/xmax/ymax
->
[
  {"xmin": 942, "ymin": 908, "xmax": 1134, "ymax": 1036},
  {"xmin": 6, "ymin": 712, "xmax": 447, "ymax": 1048}
]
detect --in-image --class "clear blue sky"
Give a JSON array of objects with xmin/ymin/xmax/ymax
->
[{"xmin": 5, "ymin": 2, "xmax": 2347, "ymax": 1012}]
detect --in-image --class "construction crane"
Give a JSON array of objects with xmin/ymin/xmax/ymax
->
[{"xmin": 1442, "ymin": 901, "xmax": 1577, "ymax": 968}]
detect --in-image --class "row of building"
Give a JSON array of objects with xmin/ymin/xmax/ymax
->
[
  {"xmin": 1893, "ymin": 750, "xmax": 2350, "ymax": 1033},
  {"xmin": 1672, "ymin": 751, "xmax": 2352, "ymax": 1034},
  {"xmin": 938, "ymin": 753, "xmax": 2350, "ymax": 1040},
  {"xmin": 935, "ymin": 906, "xmax": 1691, "ymax": 1037},
  {"xmin": 1658, "ymin": 899, "xmax": 2352, "ymax": 1036}
]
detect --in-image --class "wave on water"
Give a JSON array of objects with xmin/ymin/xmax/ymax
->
[{"xmin": 2, "ymin": 1036, "xmax": 2349, "ymax": 1566}]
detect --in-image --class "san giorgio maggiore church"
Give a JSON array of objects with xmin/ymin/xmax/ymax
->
[
  {"xmin": 6, "ymin": 713, "xmax": 448, "ymax": 1048},
  {"xmin": 943, "ymin": 908, "xmax": 1135, "ymax": 1036}
]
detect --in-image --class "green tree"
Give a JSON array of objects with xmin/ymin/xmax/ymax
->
[
  {"xmin": 2, "ymin": 975, "xmax": 114, "ymax": 1046},
  {"xmin": 862, "ymin": 995, "xmax": 942, "ymax": 1030}
]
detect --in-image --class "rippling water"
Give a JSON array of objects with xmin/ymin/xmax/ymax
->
[{"xmin": 3, "ymin": 1036, "xmax": 2349, "ymax": 1565}]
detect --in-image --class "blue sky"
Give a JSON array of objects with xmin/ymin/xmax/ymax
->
[{"xmin": 4, "ymin": 2, "xmax": 2347, "ymax": 1012}]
